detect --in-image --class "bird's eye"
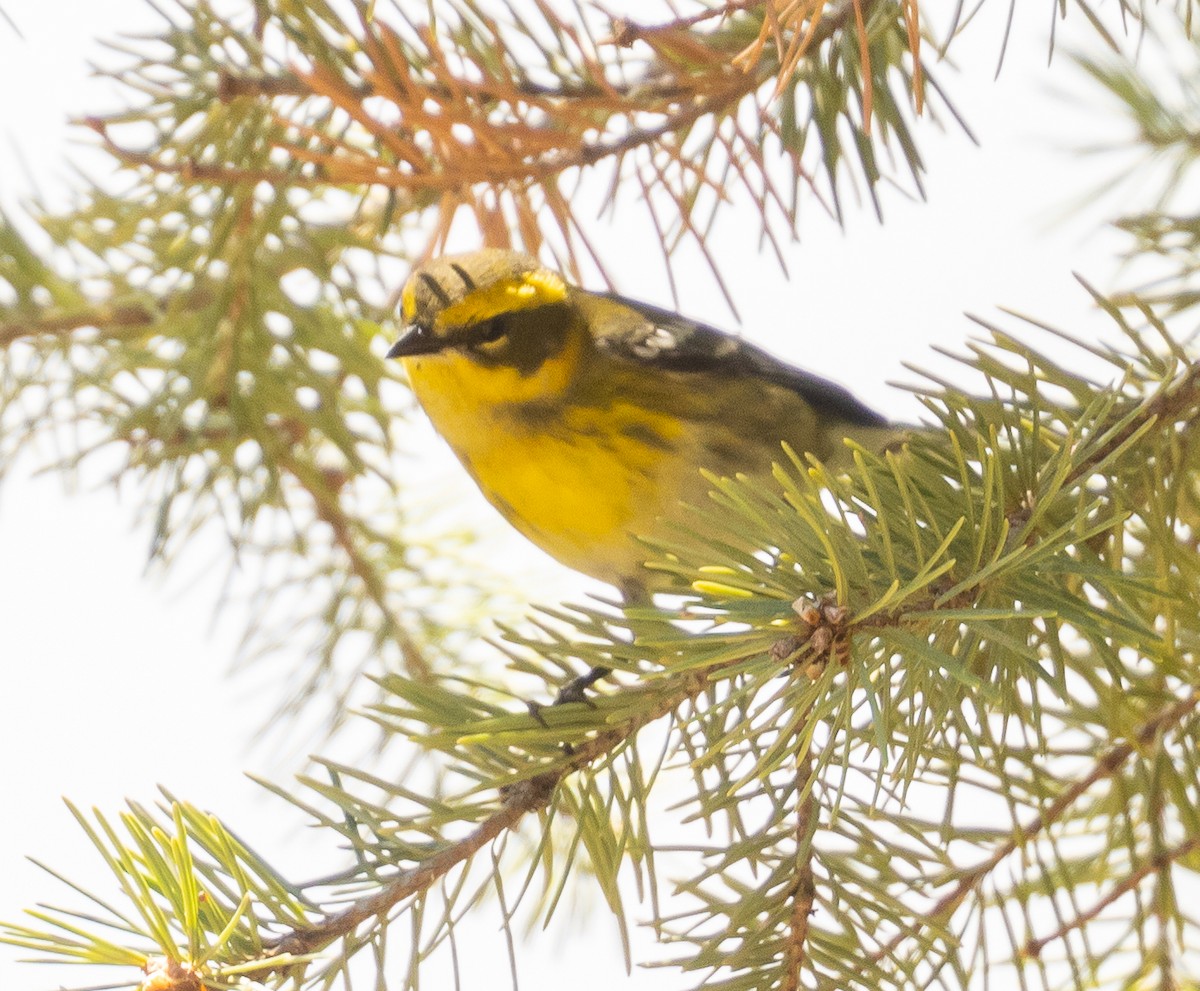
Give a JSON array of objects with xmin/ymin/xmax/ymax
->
[{"xmin": 475, "ymin": 320, "xmax": 507, "ymax": 345}]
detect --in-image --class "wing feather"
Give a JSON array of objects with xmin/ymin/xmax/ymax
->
[{"xmin": 586, "ymin": 291, "xmax": 888, "ymax": 428}]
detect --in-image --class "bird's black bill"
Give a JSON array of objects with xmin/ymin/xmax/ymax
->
[{"xmin": 387, "ymin": 324, "xmax": 444, "ymax": 358}]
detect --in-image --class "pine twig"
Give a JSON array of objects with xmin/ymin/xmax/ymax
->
[
  {"xmin": 0, "ymin": 296, "xmax": 209, "ymax": 347},
  {"xmin": 1023, "ymin": 834, "xmax": 1200, "ymax": 960},
  {"xmin": 872, "ymin": 689, "xmax": 1200, "ymax": 965},
  {"xmin": 259, "ymin": 669, "xmax": 713, "ymax": 965},
  {"xmin": 272, "ymin": 446, "xmax": 433, "ymax": 681},
  {"xmin": 782, "ymin": 699, "xmax": 818, "ymax": 991}
]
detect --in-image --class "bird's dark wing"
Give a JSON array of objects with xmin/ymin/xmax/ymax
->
[{"xmin": 588, "ymin": 291, "xmax": 889, "ymax": 428}]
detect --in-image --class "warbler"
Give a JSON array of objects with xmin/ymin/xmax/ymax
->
[{"xmin": 387, "ymin": 249, "xmax": 900, "ymax": 596}]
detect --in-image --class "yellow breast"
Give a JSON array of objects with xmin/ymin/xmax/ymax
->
[{"xmin": 403, "ymin": 348, "xmax": 684, "ymax": 587}]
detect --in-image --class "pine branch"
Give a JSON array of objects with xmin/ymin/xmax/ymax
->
[
  {"xmin": 7, "ymin": 308, "xmax": 1200, "ymax": 987},
  {"xmin": 874, "ymin": 688, "xmax": 1200, "ymax": 967},
  {"xmin": 261, "ymin": 667, "xmax": 713, "ymax": 968},
  {"xmin": 609, "ymin": 0, "xmax": 766, "ymax": 44},
  {"xmin": 88, "ymin": 0, "xmax": 871, "ymax": 185},
  {"xmin": 65, "ymin": 0, "xmax": 944, "ymax": 286},
  {"xmin": 1023, "ymin": 834, "xmax": 1200, "ymax": 960},
  {"xmin": 782, "ymin": 700, "xmax": 818, "ymax": 991},
  {"xmin": 271, "ymin": 445, "xmax": 433, "ymax": 681},
  {"xmin": 0, "ymin": 196, "xmax": 459, "ymax": 728},
  {"xmin": 81, "ymin": 116, "xmax": 319, "ymax": 187},
  {"xmin": 0, "ymin": 301, "xmax": 157, "ymax": 345}
]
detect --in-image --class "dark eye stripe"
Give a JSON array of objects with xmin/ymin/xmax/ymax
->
[
  {"xmin": 450, "ymin": 263, "xmax": 477, "ymax": 292},
  {"xmin": 419, "ymin": 273, "xmax": 452, "ymax": 307}
]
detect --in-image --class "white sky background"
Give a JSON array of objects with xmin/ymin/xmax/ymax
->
[{"xmin": 0, "ymin": 0, "xmax": 1173, "ymax": 988}]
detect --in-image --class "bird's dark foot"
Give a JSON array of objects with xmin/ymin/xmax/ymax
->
[
  {"xmin": 524, "ymin": 702, "xmax": 576, "ymax": 755},
  {"xmin": 527, "ymin": 700, "xmax": 549, "ymax": 727},
  {"xmin": 554, "ymin": 665, "xmax": 613, "ymax": 706}
]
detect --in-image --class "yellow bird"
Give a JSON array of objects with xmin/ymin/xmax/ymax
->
[{"xmin": 387, "ymin": 249, "xmax": 900, "ymax": 598}]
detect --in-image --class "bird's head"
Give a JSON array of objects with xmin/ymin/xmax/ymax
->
[{"xmin": 387, "ymin": 250, "xmax": 584, "ymax": 393}]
